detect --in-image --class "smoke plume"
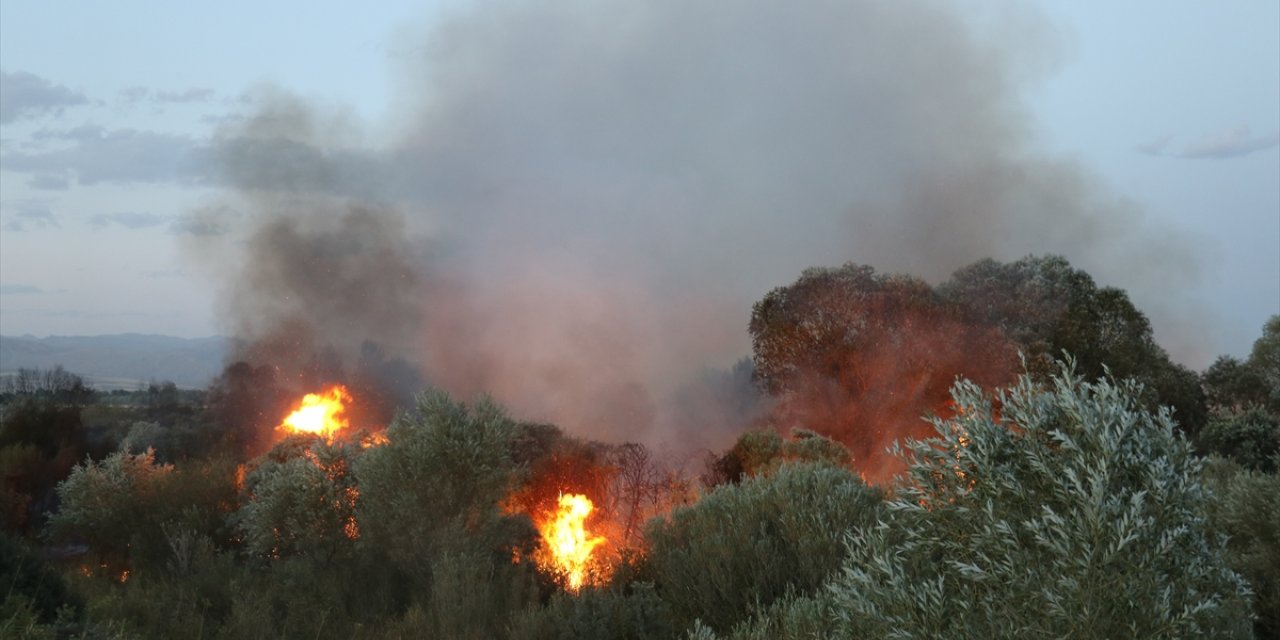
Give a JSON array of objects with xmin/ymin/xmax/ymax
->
[{"xmin": 204, "ymin": 0, "xmax": 1201, "ymax": 452}]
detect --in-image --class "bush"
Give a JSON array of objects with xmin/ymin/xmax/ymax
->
[
  {"xmin": 761, "ymin": 363, "xmax": 1254, "ymax": 639},
  {"xmin": 355, "ymin": 390, "xmax": 541, "ymax": 630},
  {"xmin": 510, "ymin": 582, "xmax": 675, "ymax": 640},
  {"xmin": 45, "ymin": 449, "xmax": 174, "ymax": 576},
  {"xmin": 46, "ymin": 449, "xmax": 237, "ymax": 578},
  {"xmin": 704, "ymin": 428, "xmax": 851, "ymax": 486},
  {"xmin": 1203, "ymin": 456, "xmax": 1280, "ymax": 638},
  {"xmin": 645, "ymin": 462, "xmax": 881, "ymax": 632},
  {"xmin": 234, "ymin": 439, "xmax": 360, "ymax": 564},
  {"xmin": 355, "ymin": 390, "xmax": 533, "ymax": 572},
  {"xmin": 1198, "ymin": 407, "xmax": 1280, "ymax": 473},
  {"xmin": 0, "ymin": 532, "xmax": 82, "ymax": 624}
]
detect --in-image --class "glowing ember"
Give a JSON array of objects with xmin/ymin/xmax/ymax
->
[
  {"xmin": 279, "ymin": 385, "xmax": 351, "ymax": 440},
  {"xmin": 539, "ymin": 493, "xmax": 606, "ymax": 591},
  {"xmin": 360, "ymin": 431, "xmax": 390, "ymax": 449}
]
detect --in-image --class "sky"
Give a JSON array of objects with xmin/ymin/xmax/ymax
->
[{"xmin": 0, "ymin": 1, "xmax": 1276, "ymax": 371}]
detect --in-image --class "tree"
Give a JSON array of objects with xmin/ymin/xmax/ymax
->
[
  {"xmin": 354, "ymin": 390, "xmax": 535, "ymax": 576},
  {"xmin": 703, "ymin": 428, "xmax": 851, "ymax": 486},
  {"xmin": 234, "ymin": 438, "xmax": 360, "ymax": 564},
  {"xmin": 45, "ymin": 449, "xmax": 173, "ymax": 576},
  {"xmin": 645, "ymin": 462, "xmax": 882, "ymax": 632},
  {"xmin": 748, "ymin": 263, "xmax": 1016, "ymax": 471},
  {"xmin": 1197, "ymin": 407, "xmax": 1280, "ymax": 473},
  {"xmin": 205, "ymin": 361, "xmax": 289, "ymax": 454},
  {"xmin": 1203, "ymin": 315, "xmax": 1280, "ymax": 415},
  {"xmin": 732, "ymin": 363, "xmax": 1252, "ymax": 639},
  {"xmin": 1202, "ymin": 457, "xmax": 1280, "ymax": 639},
  {"xmin": 939, "ymin": 255, "xmax": 1207, "ymax": 434}
]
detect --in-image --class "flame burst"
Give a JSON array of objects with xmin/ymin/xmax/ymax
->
[
  {"xmin": 279, "ymin": 385, "xmax": 351, "ymax": 440},
  {"xmin": 539, "ymin": 493, "xmax": 606, "ymax": 591}
]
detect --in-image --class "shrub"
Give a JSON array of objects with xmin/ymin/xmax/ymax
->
[
  {"xmin": 783, "ymin": 363, "xmax": 1254, "ymax": 639},
  {"xmin": 1203, "ymin": 456, "xmax": 1280, "ymax": 638},
  {"xmin": 355, "ymin": 390, "xmax": 532, "ymax": 574},
  {"xmin": 45, "ymin": 449, "xmax": 174, "ymax": 576},
  {"xmin": 234, "ymin": 439, "xmax": 360, "ymax": 564},
  {"xmin": 645, "ymin": 462, "xmax": 881, "ymax": 632},
  {"xmin": 510, "ymin": 582, "xmax": 675, "ymax": 640},
  {"xmin": 705, "ymin": 428, "xmax": 852, "ymax": 486},
  {"xmin": 1198, "ymin": 407, "xmax": 1280, "ymax": 473}
]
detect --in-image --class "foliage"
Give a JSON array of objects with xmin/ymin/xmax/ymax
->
[
  {"xmin": 355, "ymin": 389, "xmax": 538, "ymax": 588},
  {"xmin": 0, "ymin": 532, "xmax": 82, "ymax": 624},
  {"xmin": 704, "ymin": 428, "xmax": 851, "ymax": 486},
  {"xmin": 45, "ymin": 449, "xmax": 173, "ymax": 574},
  {"xmin": 746, "ymin": 363, "xmax": 1253, "ymax": 639},
  {"xmin": 1202, "ymin": 456, "xmax": 1280, "ymax": 638},
  {"xmin": 645, "ymin": 462, "xmax": 882, "ymax": 632},
  {"xmin": 510, "ymin": 582, "xmax": 676, "ymax": 640},
  {"xmin": 1198, "ymin": 407, "xmax": 1280, "ymax": 473},
  {"xmin": 204, "ymin": 361, "xmax": 289, "ymax": 455},
  {"xmin": 233, "ymin": 438, "xmax": 361, "ymax": 563},
  {"xmin": 749, "ymin": 262, "xmax": 1017, "ymax": 466},
  {"xmin": 940, "ymin": 255, "xmax": 1208, "ymax": 434},
  {"xmin": 0, "ymin": 366, "xmax": 95, "ymax": 405},
  {"xmin": 46, "ymin": 449, "xmax": 237, "ymax": 577},
  {"xmin": 1203, "ymin": 315, "xmax": 1280, "ymax": 415}
]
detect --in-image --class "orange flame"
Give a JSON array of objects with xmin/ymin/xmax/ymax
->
[
  {"xmin": 279, "ymin": 385, "xmax": 351, "ymax": 441},
  {"xmin": 539, "ymin": 493, "xmax": 606, "ymax": 591}
]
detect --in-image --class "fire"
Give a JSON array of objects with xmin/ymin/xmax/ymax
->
[
  {"xmin": 279, "ymin": 385, "xmax": 351, "ymax": 440},
  {"xmin": 538, "ymin": 493, "xmax": 606, "ymax": 591}
]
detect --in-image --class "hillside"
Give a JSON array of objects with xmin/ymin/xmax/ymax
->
[{"xmin": 0, "ymin": 334, "xmax": 229, "ymax": 389}]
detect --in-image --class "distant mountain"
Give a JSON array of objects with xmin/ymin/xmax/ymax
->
[{"xmin": 0, "ymin": 334, "xmax": 230, "ymax": 390}]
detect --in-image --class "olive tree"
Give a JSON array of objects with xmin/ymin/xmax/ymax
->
[{"xmin": 736, "ymin": 363, "xmax": 1254, "ymax": 639}]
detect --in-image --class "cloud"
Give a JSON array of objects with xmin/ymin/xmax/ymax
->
[
  {"xmin": 0, "ymin": 124, "xmax": 209, "ymax": 185},
  {"xmin": 3, "ymin": 203, "xmax": 59, "ymax": 231},
  {"xmin": 1138, "ymin": 126, "xmax": 1280, "ymax": 159},
  {"xmin": 169, "ymin": 206, "xmax": 235, "ymax": 236},
  {"xmin": 89, "ymin": 211, "xmax": 166, "ymax": 230},
  {"xmin": 120, "ymin": 86, "xmax": 218, "ymax": 105},
  {"xmin": 0, "ymin": 70, "xmax": 88, "ymax": 123},
  {"xmin": 25, "ymin": 173, "xmax": 70, "ymax": 190},
  {"xmin": 1135, "ymin": 135, "xmax": 1172, "ymax": 156},
  {"xmin": 0, "ymin": 284, "xmax": 48, "ymax": 295}
]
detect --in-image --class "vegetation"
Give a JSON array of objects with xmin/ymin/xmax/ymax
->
[
  {"xmin": 3, "ymin": 261, "xmax": 1277, "ymax": 638},
  {"xmin": 715, "ymin": 363, "xmax": 1254, "ymax": 639}
]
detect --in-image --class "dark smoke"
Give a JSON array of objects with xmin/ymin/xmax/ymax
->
[{"xmin": 203, "ymin": 0, "xmax": 1202, "ymax": 452}]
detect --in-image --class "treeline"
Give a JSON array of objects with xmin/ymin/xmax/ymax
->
[
  {"xmin": 2, "ymin": 254, "xmax": 1278, "ymax": 638},
  {"xmin": 1, "ymin": 367, "xmax": 94, "ymax": 405}
]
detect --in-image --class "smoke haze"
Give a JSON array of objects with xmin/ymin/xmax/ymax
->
[{"xmin": 205, "ymin": 0, "xmax": 1202, "ymax": 451}]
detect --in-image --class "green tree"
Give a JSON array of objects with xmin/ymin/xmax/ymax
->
[
  {"xmin": 355, "ymin": 390, "xmax": 533, "ymax": 570},
  {"xmin": 645, "ymin": 462, "xmax": 882, "ymax": 632},
  {"xmin": 1203, "ymin": 315, "xmax": 1280, "ymax": 414},
  {"xmin": 1198, "ymin": 407, "xmax": 1280, "ymax": 473},
  {"xmin": 233, "ymin": 438, "xmax": 360, "ymax": 564},
  {"xmin": 940, "ymin": 255, "xmax": 1207, "ymax": 434},
  {"xmin": 704, "ymin": 428, "xmax": 851, "ymax": 486},
  {"xmin": 45, "ymin": 449, "xmax": 173, "ymax": 576},
  {"xmin": 1202, "ymin": 457, "xmax": 1280, "ymax": 638},
  {"xmin": 733, "ymin": 363, "xmax": 1251, "ymax": 639}
]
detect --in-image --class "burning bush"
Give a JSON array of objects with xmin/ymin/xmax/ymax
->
[{"xmin": 234, "ymin": 438, "xmax": 361, "ymax": 563}]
